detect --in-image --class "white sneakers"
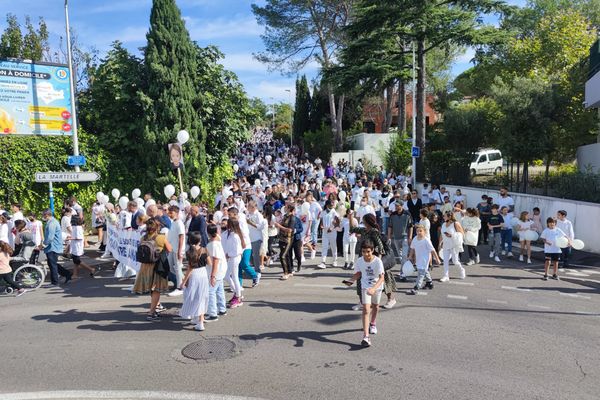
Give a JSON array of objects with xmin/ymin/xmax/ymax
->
[
  {"xmin": 167, "ymin": 289, "xmax": 183, "ymax": 297},
  {"xmin": 310, "ymin": 250, "xmax": 316, "ymax": 259},
  {"xmin": 301, "ymin": 256, "xmax": 306, "ymax": 263},
  {"xmin": 494, "ymin": 256, "xmax": 501, "ymax": 262},
  {"xmin": 193, "ymin": 323, "xmax": 205, "ymax": 331},
  {"xmin": 489, "ymin": 251, "xmax": 494, "ymax": 258},
  {"xmin": 317, "ymin": 262, "xmax": 327, "ymax": 269},
  {"xmin": 501, "ymin": 250, "xmax": 506, "ymax": 256},
  {"xmin": 507, "ymin": 252, "xmax": 514, "ymax": 258},
  {"xmin": 527, "ymin": 258, "xmax": 532, "ymax": 264},
  {"xmin": 475, "ymin": 255, "xmax": 480, "ymax": 264},
  {"xmin": 519, "ymin": 255, "xmax": 524, "ymax": 262},
  {"xmin": 332, "ymin": 261, "xmax": 339, "ymax": 268},
  {"xmin": 466, "ymin": 260, "xmax": 475, "ymax": 266},
  {"xmin": 351, "ymin": 303, "xmax": 362, "ymax": 311},
  {"xmin": 382, "ymin": 299, "xmax": 396, "ymax": 309},
  {"xmin": 440, "ymin": 276, "xmax": 450, "ymax": 282}
]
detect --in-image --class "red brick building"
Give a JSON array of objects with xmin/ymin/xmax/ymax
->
[{"xmin": 362, "ymin": 93, "xmax": 439, "ymax": 133}]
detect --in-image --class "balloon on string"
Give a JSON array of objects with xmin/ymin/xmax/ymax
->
[
  {"xmin": 233, "ymin": 164, "xmax": 239, "ymax": 172},
  {"xmin": 111, "ymin": 188, "xmax": 120, "ymax": 200},
  {"xmin": 103, "ymin": 195, "xmax": 110, "ymax": 205},
  {"xmin": 135, "ymin": 197, "xmax": 144, "ymax": 209},
  {"xmin": 164, "ymin": 184, "xmax": 175, "ymax": 199},
  {"xmin": 177, "ymin": 130, "xmax": 189, "ymax": 145},
  {"xmin": 555, "ymin": 236, "xmax": 569, "ymax": 248},
  {"xmin": 180, "ymin": 192, "xmax": 188, "ymax": 200},
  {"xmin": 571, "ymin": 239, "xmax": 585, "ymax": 250},
  {"xmin": 339, "ymin": 191, "xmax": 347, "ymax": 201},
  {"xmin": 96, "ymin": 192, "xmax": 104, "ymax": 202},
  {"xmin": 265, "ymin": 155, "xmax": 272, "ymax": 163},
  {"xmin": 132, "ymin": 188, "xmax": 141, "ymax": 200},
  {"xmin": 465, "ymin": 231, "xmax": 478, "ymax": 244},
  {"xmin": 118, "ymin": 196, "xmax": 129, "ymax": 210},
  {"xmin": 402, "ymin": 261, "xmax": 416, "ymax": 277},
  {"xmin": 524, "ymin": 230, "xmax": 538, "ymax": 241},
  {"xmin": 190, "ymin": 186, "xmax": 200, "ymax": 199}
]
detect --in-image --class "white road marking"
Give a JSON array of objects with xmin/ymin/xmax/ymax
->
[
  {"xmin": 487, "ymin": 299, "xmax": 508, "ymax": 305},
  {"xmin": 0, "ymin": 390, "xmax": 265, "ymax": 400},
  {"xmin": 448, "ymin": 281, "xmax": 474, "ymax": 286},
  {"xmin": 575, "ymin": 311, "xmax": 598, "ymax": 316},
  {"xmin": 565, "ymin": 272, "xmax": 590, "ymax": 277},
  {"xmin": 501, "ymin": 286, "xmax": 531, "ymax": 292},
  {"xmin": 104, "ymin": 284, "xmax": 133, "ymax": 288},
  {"xmin": 527, "ymin": 303, "xmax": 551, "ymax": 310},
  {"xmin": 559, "ymin": 293, "xmax": 591, "ymax": 300},
  {"xmin": 416, "ymin": 291, "xmax": 428, "ymax": 296},
  {"xmin": 447, "ymin": 294, "xmax": 468, "ymax": 300}
]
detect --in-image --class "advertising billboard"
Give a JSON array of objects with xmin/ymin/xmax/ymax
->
[{"xmin": 0, "ymin": 59, "xmax": 73, "ymax": 136}]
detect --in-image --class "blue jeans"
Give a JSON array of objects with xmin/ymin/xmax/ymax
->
[
  {"xmin": 501, "ymin": 229, "xmax": 513, "ymax": 253},
  {"xmin": 207, "ymin": 279, "xmax": 226, "ymax": 317},
  {"xmin": 311, "ymin": 218, "xmax": 320, "ymax": 244},
  {"xmin": 238, "ymin": 249, "xmax": 257, "ymax": 284},
  {"xmin": 560, "ymin": 247, "xmax": 572, "ymax": 268},
  {"xmin": 45, "ymin": 251, "xmax": 70, "ymax": 284}
]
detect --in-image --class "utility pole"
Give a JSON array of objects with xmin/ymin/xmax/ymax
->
[
  {"xmin": 65, "ymin": 0, "xmax": 80, "ymax": 172},
  {"xmin": 285, "ymin": 89, "xmax": 292, "ymax": 148},
  {"xmin": 411, "ymin": 42, "xmax": 417, "ymax": 187}
]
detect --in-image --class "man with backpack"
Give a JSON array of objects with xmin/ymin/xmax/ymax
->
[{"xmin": 166, "ymin": 205, "xmax": 186, "ymax": 297}]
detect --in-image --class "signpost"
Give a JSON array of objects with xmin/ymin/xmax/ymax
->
[
  {"xmin": 35, "ymin": 171, "xmax": 99, "ymax": 214},
  {"xmin": 67, "ymin": 155, "xmax": 86, "ymax": 166},
  {"xmin": 411, "ymin": 146, "xmax": 421, "ymax": 158}
]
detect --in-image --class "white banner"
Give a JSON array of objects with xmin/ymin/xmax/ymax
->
[{"xmin": 107, "ymin": 223, "xmax": 141, "ymax": 276}]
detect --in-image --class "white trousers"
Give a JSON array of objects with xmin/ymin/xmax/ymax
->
[
  {"xmin": 321, "ymin": 230, "xmax": 338, "ymax": 263},
  {"xmin": 443, "ymin": 248, "xmax": 465, "ymax": 278},
  {"xmin": 343, "ymin": 240, "xmax": 357, "ymax": 263},
  {"xmin": 226, "ymin": 256, "xmax": 242, "ymax": 298}
]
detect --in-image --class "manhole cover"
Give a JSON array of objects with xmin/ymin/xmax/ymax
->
[{"xmin": 181, "ymin": 338, "xmax": 237, "ymax": 361}]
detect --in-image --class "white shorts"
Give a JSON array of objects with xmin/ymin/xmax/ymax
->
[{"xmin": 361, "ymin": 288, "xmax": 383, "ymax": 305}]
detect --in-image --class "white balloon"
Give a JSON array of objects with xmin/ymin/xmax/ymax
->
[
  {"xmin": 465, "ymin": 231, "xmax": 478, "ymax": 244},
  {"xmin": 339, "ymin": 191, "xmax": 347, "ymax": 201},
  {"xmin": 132, "ymin": 188, "xmax": 141, "ymax": 200},
  {"xmin": 556, "ymin": 236, "xmax": 569, "ymax": 248},
  {"xmin": 164, "ymin": 184, "xmax": 176, "ymax": 198},
  {"xmin": 118, "ymin": 196, "xmax": 129, "ymax": 210},
  {"xmin": 180, "ymin": 192, "xmax": 188, "ymax": 200},
  {"xmin": 265, "ymin": 155, "xmax": 272, "ymax": 163},
  {"xmin": 402, "ymin": 261, "xmax": 416, "ymax": 277},
  {"xmin": 135, "ymin": 197, "xmax": 144, "ymax": 209},
  {"xmin": 190, "ymin": 186, "xmax": 200, "ymax": 199},
  {"xmin": 103, "ymin": 195, "xmax": 110, "ymax": 205},
  {"xmin": 96, "ymin": 192, "xmax": 104, "ymax": 202},
  {"xmin": 524, "ymin": 230, "xmax": 539, "ymax": 242},
  {"xmin": 177, "ymin": 130, "xmax": 190, "ymax": 145},
  {"xmin": 572, "ymin": 239, "xmax": 585, "ymax": 250},
  {"xmin": 111, "ymin": 188, "xmax": 120, "ymax": 200},
  {"xmin": 233, "ymin": 164, "xmax": 239, "ymax": 172},
  {"xmin": 146, "ymin": 199, "xmax": 156, "ymax": 207}
]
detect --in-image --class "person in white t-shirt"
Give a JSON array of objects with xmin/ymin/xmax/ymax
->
[
  {"xmin": 69, "ymin": 215, "xmax": 96, "ymax": 279},
  {"xmin": 356, "ymin": 197, "xmax": 375, "ymax": 224},
  {"xmin": 516, "ymin": 211, "xmax": 534, "ymax": 264},
  {"xmin": 343, "ymin": 240, "xmax": 385, "ymax": 348},
  {"xmin": 556, "ymin": 210, "xmax": 575, "ymax": 268},
  {"xmin": 497, "ymin": 187, "xmax": 514, "ymax": 215},
  {"xmin": 205, "ymin": 224, "xmax": 228, "ymax": 321},
  {"xmin": 540, "ymin": 217, "xmax": 568, "ymax": 281},
  {"xmin": 167, "ymin": 205, "xmax": 186, "ymax": 297},
  {"xmin": 408, "ymin": 224, "xmax": 440, "ymax": 295}
]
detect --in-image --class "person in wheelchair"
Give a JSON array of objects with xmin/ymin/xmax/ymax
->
[
  {"xmin": 0, "ymin": 240, "xmax": 26, "ymax": 296},
  {"xmin": 11, "ymin": 220, "xmax": 38, "ymax": 268}
]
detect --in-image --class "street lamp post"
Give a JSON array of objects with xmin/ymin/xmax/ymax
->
[
  {"xmin": 65, "ymin": 0, "xmax": 80, "ymax": 172},
  {"xmin": 285, "ymin": 89, "xmax": 292, "ymax": 148},
  {"xmin": 411, "ymin": 42, "xmax": 417, "ymax": 188}
]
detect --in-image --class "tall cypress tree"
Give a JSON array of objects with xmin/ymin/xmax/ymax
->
[
  {"xmin": 293, "ymin": 75, "xmax": 311, "ymax": 145},
  {"xmin": 142, "ymin": 0, "xmax": 206, "ymax": 190}
]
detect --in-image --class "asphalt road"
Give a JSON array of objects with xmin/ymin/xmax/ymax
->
[{"xmin": 2, "ymin": 244, "xmax": 599, "ymax": 400}]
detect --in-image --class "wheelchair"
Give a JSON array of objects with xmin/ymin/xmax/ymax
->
[{"xmin": 1, "ymin": 250, "xmax": 46, "ymax": 295}]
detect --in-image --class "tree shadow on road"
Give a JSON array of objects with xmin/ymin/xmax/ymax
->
[{"xmin": 239, "ymin": 328, "xmax": 364, "ymax": 351}]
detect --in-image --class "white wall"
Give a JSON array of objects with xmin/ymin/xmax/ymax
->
[
  {"xmin": 424, "ymin": 184, "xmax": 600, "ymax": 254},
  {"xmin": 585, "ymin": 71, "xmax": 600, "ymax": 108},
  {"xmin": 577, "ymin": 142, "xmax": 600, "ymax": 173}
]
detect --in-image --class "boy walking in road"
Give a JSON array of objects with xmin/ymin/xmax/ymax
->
[
  {"xmin": 488, "ymin": 205, "xmax": 504, "ymax": 263},
  {"xmin": 408, "ymin": 224, "xmax": 441, "ymax": 295}
]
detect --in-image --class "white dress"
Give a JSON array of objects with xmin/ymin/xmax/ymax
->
[{"xmin": 179, "ymin": 267, "xmax": 209, "ymax": 319}]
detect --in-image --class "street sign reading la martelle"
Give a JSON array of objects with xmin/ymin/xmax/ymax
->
[{"xmin": 35, "ymin": 171, "xmax": 99, "ymax": 183}]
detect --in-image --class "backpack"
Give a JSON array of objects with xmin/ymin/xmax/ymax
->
[{"xmin": 136, "ymin": 236, "xmax": 159, "ymax": 263}]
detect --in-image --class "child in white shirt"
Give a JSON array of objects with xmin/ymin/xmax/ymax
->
[
  {"xmin": 540, "ymin": 217, "xmax": 568, "ymax": 281},
  {"xmin": 69, "ymin": 215, "xmax": 96, "ymax": 279},
  {"xmin": 343, "ymin": 240, "xmax": 384, "ymax": 348},
  {"xmin": 408, "ymin": 224, "xmax": 441, "ymax": 294}
]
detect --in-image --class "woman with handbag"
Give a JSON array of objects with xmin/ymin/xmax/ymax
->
[
  {"xmin": 351, "ymin": 213, "xmax": 397, "ymax": 310},
  {"xmin": 439, "ymin": 211, "xmax": 466, "ymax": 282},
  {"xmin": 133, "ymin": 218, "xmax": 173, "ymax": 321}
]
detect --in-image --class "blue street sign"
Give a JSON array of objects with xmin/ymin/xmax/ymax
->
[
  {"xmin": 411, "ymin": 146, "xmax": 421, "ymax": 158},
  {"xmin": 67, "ymin": 155, "xmax": 86, "ymax": 166}
]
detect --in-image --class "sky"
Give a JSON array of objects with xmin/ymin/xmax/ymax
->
[{"xmin": 0, "ymin": 0, "xmax": 527, "ymax": 105}]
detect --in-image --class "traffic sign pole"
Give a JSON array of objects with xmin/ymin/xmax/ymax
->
[
  {"xmin": 49, "ymin": 182, "xmax": 55, "ymax": 214},
  {"xmin": 65, "ymin": 0, "xmax": 80, "ymax": 172}
]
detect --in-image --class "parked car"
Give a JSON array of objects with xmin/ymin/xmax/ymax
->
[{"xmin": 470, "ymin": 149, "xmax": 503, "ymax": 176}]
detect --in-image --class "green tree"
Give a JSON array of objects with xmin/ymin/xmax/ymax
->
[
  {"xmin": 252, "ymin": 0, "xmax": 354, "ymax": 151},
  {"xmin": 293, "ymin": 75, "xmax": 311, "ymax": 145},
  {"xmin": 21, "ymin": 16, "xmax": 48, "ymax": 61},
  {"xmin": 0, "ymin": 14, "xmax": 22, "ymax": 58},
  {"xmin": 248, "ymin": 97, "xmax": 270, "ymax": 126},
  {"xmin": 141, "ymin": 0, "xmax": 206, "ymax": 193}
]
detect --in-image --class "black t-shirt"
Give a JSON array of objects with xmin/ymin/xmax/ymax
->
[{"xmin": 488, "ymin": 214, "xmax": 504, "ymax": 233}]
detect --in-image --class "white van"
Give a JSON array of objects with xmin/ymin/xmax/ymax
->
[{"xmin": 470, "ymin": 149, "xmax": 503, "ymax": 176}]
